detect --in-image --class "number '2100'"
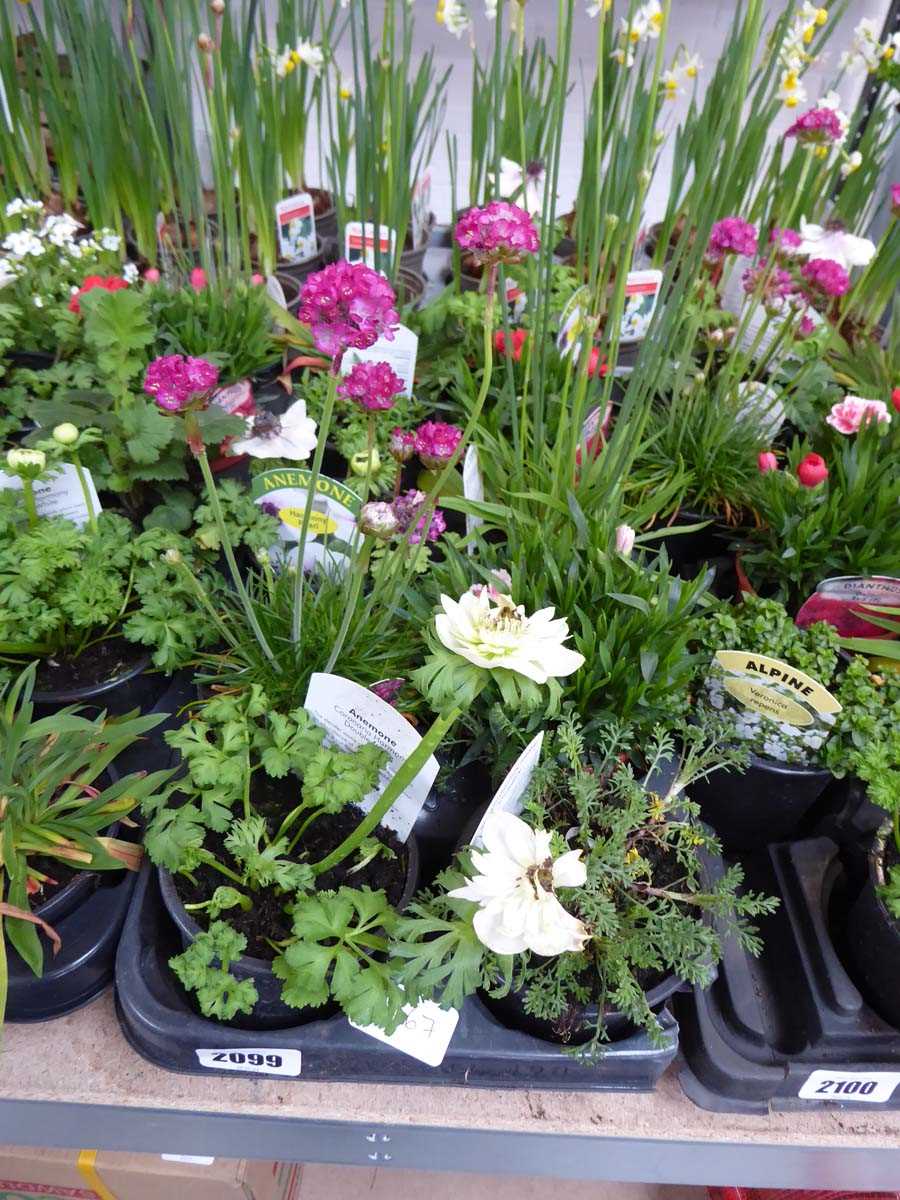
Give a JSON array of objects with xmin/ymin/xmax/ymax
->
[{"xmin": 815, "ymin": 1078, "xmax": 877, "ymax": 1096}]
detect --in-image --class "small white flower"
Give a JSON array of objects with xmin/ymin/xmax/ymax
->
[
  {"xmin": 438, "ymin": 0, "xmax": 471, "ymax": 36},
  {"xmin": 231, "ymin": 400, "xmax": 318, "ymax": 461},
  {"xmin": 33, "ymin": 295, "xmax": 44, "ymax": 308},
  {"xmin": 41, "ymin": 213, "xmax": 81, "ymax": 246},
  {"xmin": 796, "ymin": 217, "xmax": 875, "ymax": 269},
  {"xmin": 615, "ymin": 524, "xmax": 636, "ymax": 556},
  {"xmin": 778, "ymin": 69, "xmax": 807, "ymax": 108},
  {"xmin": 435, "ymin": 588, "xmax": 585, "ymax": 685},
  {"xmin": 840, "ymin": 150, "xmax": 863, "ymax": 178},
  {"xmin": 294, "ymin": 39, "xmax": 324, "ymax": 73},
  {"xmin": 122, "ymin": 261, "xmax": 139, "ymax": 283},
  {"xmin": 484, "ymin": 0, "xmax": 497, "ymax": 17},
  {"xmin": 839, "ymin": 16, "xmax": 883, "ymax": 73},
  {"xmin": 100, "ymin": 231, "xmax": 122, "ymax": 252},
  {"xmin": 612, "ymin": 46, "xmax": 636, "ymax": 68},
  {"xmin": 274, "ymin": 47, "xmax": 293, "ymax": 78},
  {"xmin": 818, "ymin": 90, "xmax": 849, "ymax": 141},
  {"xmin": 4, "ymin": 197, "xmax": 42, "ymax": 218},
  {"xmin": 449, "ymin": 812, "xmax": 589, "ymax": 957},
  {"xmin": 640, "ymin": 0, "xmax": 663, "ymax": 39}
]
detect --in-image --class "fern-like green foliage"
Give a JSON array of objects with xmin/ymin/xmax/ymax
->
[{"xmin": 170, "ymin": 921, "xmax": 259, "ymax": 1020}]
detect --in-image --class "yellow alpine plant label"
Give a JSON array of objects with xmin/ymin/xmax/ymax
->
[{"xmin": 714, "ymin": 651, "xmax": 842, "ymax": 728}]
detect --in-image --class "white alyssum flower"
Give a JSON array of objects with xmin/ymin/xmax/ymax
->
[
  {"xmin": 100, "ymin": 231, "xmax": 122, "ymax": 252},
  {"xmin": 42, "ymin": 213, "xmax": 80, "ymax": 246},
  {"xmin": 122, "ymin": 261, "xmax": 139, "ymax": 283},
  {"xmin": 449, "ymin": 812, "xmax": 589, "ymax": 956},
  {"xmin": 435, "ymin": 588, "xmax": 585, "ymax": 685},
  {"xmin": 796, "ymin": 217, "xmax": 876, "ymax": 269},
  {"xmin": 2, "ymin": 230, "xmax": 43, "ymax": 258},
  {"xmin": 231, "ymin": 400, "xmax": 318, "ymax": 460},
  {"xmin": 5, "ymin": 197, "xmax": 43, "ymax": 218}
]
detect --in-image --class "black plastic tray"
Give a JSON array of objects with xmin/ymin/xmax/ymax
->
[
  {"xmin": 115, "ymin": 865, "xmax": 679, "ymax": 1090},
  {"xmin": 676, "ymin": 837, "xmax": 900, "ymax": 1113}
]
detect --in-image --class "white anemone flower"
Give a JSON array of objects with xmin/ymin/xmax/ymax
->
[
  {"xmin": 449, "ymin": 811, "xmax": 589, "ymax": 956},
  {"xmin": 231, "ymin": 400, "xmax": 318, "ymax": 461},
  {"xmin": 490, "ymin": 157, "xmax": 550, "ymax": 216},
  {"xmin": 435, "ymin": 588, "xmax": 585, "ymax": 684},
  {"xmin": 796, "ymin": 217, "xmax": 875, "ymax": 270}
]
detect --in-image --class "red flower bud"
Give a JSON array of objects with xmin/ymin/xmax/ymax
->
[
  {"xmin": 757, "ymin": 450, "xmax": 778, "ymax": 473},
  {"xmin": 493, "ymin": 328, "xmax": 527, "ymax": 361},
  {"xmin": 797, "ymin": 452, "xmax": 828, "ymax": 488},
  {"xmin": 891, "ymin": 387, "xmax": 900, "ymax": 415},
  {"xmin": 190, "ymin": 266, "xmax": 208, "ymax": 291}
]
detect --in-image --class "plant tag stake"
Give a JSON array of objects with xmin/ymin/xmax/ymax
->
[
  {"xmin": 0, "ymin": 463, "xmax": 101, "ymax": 529},
  {"xmin": 798, "ymin": 1069, "xmax": 900, "ymax": 1103},
  {"xmin": 304, "ymin": 673, "xmax": 440, "ymax": 840},
  {"xmin": 410, "ymin": 171, "xmax": 432, "ymax": 249},
  {"xmin": 251, "ymin": 468, "xmax": 361, "ymax": 576},
  {"xmin": 341, "ymin": 323, "xmax": 417, "ymax": 397},
  {"xmin": 195, "ymin": 1048, "xmax": 301, "ymax": 1077},
  {"xmin": 265, "ymin": 273, "xmax": 288, "ymax": 310},
  {"xmin": 714, "ymin": 651, "xmax": 841, "ymax": 729},
  {"xmin": 350, "ymin": 999, "xmax": 459, "ymax": 1067},
  {"xmin": 471, "ymin": 731, "xmax": 544, "ymax": 849},
  {"xmin": 462, "ymin": 444, "xmax": 483, "ymax": 546},
  {"xmin": 275, "ymin": 192, "xmax": 317, "ymax": 263},
  {"xmin": 344, "ymin": 221, "xmax": 396, "ymax": 271},
  {"xmin": 619, "ymin": 270, "xmax": 662, "ymax": 343}
]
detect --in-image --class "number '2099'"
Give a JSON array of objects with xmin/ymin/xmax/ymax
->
[{"xmin": 211, "ymin": 1051, "xmax": 282, "ymax": 1068}]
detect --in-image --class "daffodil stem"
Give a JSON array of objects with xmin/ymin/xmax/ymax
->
[
  {"xmin": 311, "ymin": 705, "xmax": 462, "ymax": 875},
  {"xmin": 293, "ymin": 368, "xmax": 339, "ymax": 646}
]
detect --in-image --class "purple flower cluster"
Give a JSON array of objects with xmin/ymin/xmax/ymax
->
[
  {"xmin": 801, "ymin": 257, "xmax": 850, "ymax": 297},
  {"xmin": 454, "ymin": 201, "xmax": 539, "ymax": 263},
  {"xmin": 298, "ymin": 261, "xmax": 399, "ymax": 361},
  {"xmin": 338, "ymin": 360, "xmax": 404, "ymax": 412},
  {"xmin": 785, "ymin": 106, "xmax": 844, "ymax": 145},
  {"xmin": 741, "ymin": 259, "xmax": 797, "ymax": 308},
  {"xmin": 414, "ymin": 420, "xmax": 463, "ymax": 470},
  {"xmin": 393, "ymin": 489, "xmax": 447, "ymax": 545},
  {"xmin": 143, "ymin": 354, "xmax": 220, "ymax": 412},
  {"xmin": 707, "ymin": 217, "xmax": 758, "ymax": 260}
]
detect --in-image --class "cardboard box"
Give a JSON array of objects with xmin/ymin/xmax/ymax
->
[{"xmin": 0, "ymin": 1146, "xmax": 301, "ymax": 1200}]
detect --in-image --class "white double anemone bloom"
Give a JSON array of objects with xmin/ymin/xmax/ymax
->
[
  {"xmin": 796, "ymin": 217, "xmax": 876, "ymax": 270},
  {"xmin": 435, "ymin": 587, "xmax": 585, "ymax": 685},
  {"xmin": 231, "ymin": 400, "xmax": 318, "ymax": 460},
  {"xmin": 449, "ymin": 812, "xmax": 589, "ymax": 956}
]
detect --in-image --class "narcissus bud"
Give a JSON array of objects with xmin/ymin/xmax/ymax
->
[
  {"xmin": 197, "ymin": 33, "xmax": 214, "ymax": 52},
  {"xmin": 52, "ymin": 422, "xmax": 79, "ymax": 446},
  {"xmin": 210, "ymin": 0, "xmax": 225, "ymax": 13}
]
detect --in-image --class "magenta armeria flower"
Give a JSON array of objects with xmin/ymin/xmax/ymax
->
[
  {"xmin": 143, "ymin": 354, "xmax": 220, "ymax": 412},
  {"xmin": 769, "ymin": 226, "xmax": 802, "ymax": 251},
  {"xmin": 801, "ymin": 257, "xmax": 850, "ymax": 297},
  {"xmin": 338, "ymin": 360, "xmax": 404, "ymax": 412},
  {"xmin": 393, "ymin": 489, "xmax": 446, "ymax": 545},
  {"xmin": 891, "ymin": 183, "xmax": 900, "ymax": 218},
  {"xmin": 707, "ymin": 217, "xmax": 758, "ymax": 260},
  {"xmin": 369, "ymin": 678, "xmax": 405, "ymax": 706},
  {"xmin": 785, "ymin": 107, "xmax": 844, "ymax": 145},
  {"xmin": 414, "ymin": 420, "xmax": 463, "ymax": 470},
  {"xmin": 298, "ymin": 261, "xmax": 399, "ymax": 361},
  {"xmin": 454, "ymin": 201, "xmax": 539, "ymax": 264},
  {"xmin": 389, "ymin": 427, "xmax": 416, "ymax": 463},
  {"xmin": 741, "ymin": 259, "xmax": 797, "ymax": 309},
  {"xmin": 798, "ymin": 312, "xmax": 817, "ymax": 338}
]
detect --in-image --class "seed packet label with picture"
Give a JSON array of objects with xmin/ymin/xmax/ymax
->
[
  {"xmin": 816, "ymin": 576, "xmax": 900, "ymax": 606},
  {"xmin": 410, "ymin": 171, "xmax": 432, "ymax": 249},
  {"xmin": 276, "ymin": 191, "xmax": 317, "ymax": 263},
  {"xmin": 350, "ymin": 999, "xmax": 459, "ymax": 1067},
  {"xmin": 304, "ymin": 673, "xmax": 440, "ymax": 840},
  {"xmin": 796, "ymin": 576, "xmax": 900, "ymax": 639},
  {"xmin": 344, "ymin": 221, "xmax": 396, "ymax": 270},
  {"xmin": 798, "ymin": 1069, "xmax": 900, "ymax": 1103},
  {"xmin": 557, "ymin": 284, "xmax": 591, "ymax": 357},
  {"xmin": 0, "ymin": 463, "xmax": 102, "ymax": 529},
  {"xmin": 341, "ymin": 323, "xmax": 417, "ymax": 397},
  {"xmin": 619, "ymin": 270, "xmax": 662, "ymax": 343},
  {"xmin": 462, "ymin": 444, "xmax": 484, "ymax": 544},
  {"xmin": 251, "ymin": 468, "xmax": 361, "ymax": 576},
  {"xmin": 195, "ymin": 1048, "xmax": 302, "ymax": 1076},
  {"xmin": 713, "ymin": 651, "xmax": 841, "ymax": 728},
  {"xmin": 471, "ymin": 731, "xmax": 544, "ymax": 849}
]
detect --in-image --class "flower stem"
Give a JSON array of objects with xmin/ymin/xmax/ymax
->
[
  {"xmin": 292, "ymin": 368, "xmax": 339, "ymax": 646},
  {"xmin": 21, "ymin": 479, "xmax": 38, "ymax": 529},
  {"xmin": 71, "ymin": 452, "xmax": 97, "ymax": 533},
  {"xmin": 311, "ymin": 705, "xmax": 461, "ymax": 875}
]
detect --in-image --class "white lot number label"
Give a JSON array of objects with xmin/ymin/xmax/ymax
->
[
  {"xmin": 798, "ymin": 1069, "xmax": 900, "ymax": 1103},
  {"xmin": 351, "ymin": 1000, "xmax": 459, "ymax": 1067},
  {"xmin": 195, "ymin": 1048, "xmax": 301, "ymax": 1077}
]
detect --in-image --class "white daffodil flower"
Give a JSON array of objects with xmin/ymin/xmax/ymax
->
[
  {"xmin": 294, "ymin": 39, "xmax": 324, "ymax": 72},
  {"xmin": 435, "ymin": 588, "xmax": 585, "ymax": 684},
  {"xmin": 449, "ymin": 811, "xmax": 589, "ymax": 956},
  {"xmin": 231, "ymin": 400, "xmax": 318, "ymax": 461},
  {"xmin": 840, "ymin": 150, "xmax": 862, "ymax": 178},
  {"xmin": 439, "ymin": 0, "xmax": 471, "ymax": 37},
  {"xmin": 796, "ymin": 217, "xmax": 876, "ymax": 269}
]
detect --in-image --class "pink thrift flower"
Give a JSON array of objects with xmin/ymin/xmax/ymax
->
[
  {"xmin": 298, "ymin": 261, "xmax": 399, "ymax": 361},
  {"xmin": 190, "ymin": 266, "xmax": 208, "ymax": 291},
  {"xmin": 707, "ymin": 217, "xmax": 758, "ymax": 260},
  {"xmin": 144, "ymin": 267, "xmax": 161, "ymax": 283},
  {"xmin": 143, "ymin": 354, "xmax": 220, "ymax": 412},
  {"xmin": 415, "ymin": 420, "xmax": 463, "ymax": 470},
  {"xmin": 797, "ymin": 452, "xmax": 828, "ymax": 488},
  {"xmin": 338, "ymin": 360, "xmax": 404, "ymax": 412},
  {"xmin": 454, "ymin": 201, "xmax": 539, "ymax": 264},
  {"xmin": 798, "ymin": 312, "xmax": 817, "ymax": 337},
  {"xmin": 389, "ymin": 427, "xmax": 416, "ymax": 463},
  {"xmin": 801, "ymin": 257, "xmax": 850, "ymax": 297},
  {"xmin": 825, "ymin": 396, "xmax": 891, "ymax": 435},
  {"xmin": 785, "ymin": 106, "xmax": 844, "ymax": 145},
  {"xmin": 741, "ymin": 259, "xmax": 796, "ymax": 309},
  {"xmin": 892, "ymin": 184, "xmax": 900, "ymax": 217},
  {"xmin": 892, "ymin": 387, "xmax": 900, "ymax": 415},
  {"xmin": 251, "ymin": 272, "xmax": 264, "ymax": 285},
  {"xmin": 769, "ymin": 226, "xmax": 802, "ymax": 251},
  {"xmin": 393, "ymin": 489, "xmax": 446, "ymax": 544},
  {"xmin": 494, "ymin": 328, "xmax": 528, "ymax": 361},
  {"xmin": 757, "ymin": 450, "xmax": 778, "ymax": 473}
]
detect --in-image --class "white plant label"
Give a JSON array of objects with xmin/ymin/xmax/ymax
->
[
  {"xmin": 0, "ymin": 463, "xmax": 101, "ymax": 529},
  {"xmin": 798, "ymin": 1070, "xmax": 900, "ymax": 1103},
  {"xmin": 410, "ymin": 171, "xmax": 432, "ymax": 249},
  {"xmin": 351, "ymin": 1000, "xmax": 459, "ymax": 1067},
  {"xmin": 342, "ymin": 323, "xmax": 417, "ymax": 398},
  {"xmin": 463, "ymin": 444, "xmax": 484, "ymax": 545},
  {"xmin": 344, "ymin": 220, "xmax": 395, "ymax": 270},
  {"xmin": 816, "ymin": 576, "xmax": 900, "ymax": 606},
  {"xmin": 471, "ymin": 731, "xmax": 544, "ymax": 849},
  {"xmin": 195, "ymin": 1048, "xmax": 301, "ymax": 1077},
  {"xmin": 275, "ymin": 192, "xmax": 317, "ymax": 263},
  {"xmin": 304, "ymin": 673, "xmax": 439, "ymax": 840},
  {"xmin": 619, "ymin": 270, "xmax": 662, "ymax": 343}
]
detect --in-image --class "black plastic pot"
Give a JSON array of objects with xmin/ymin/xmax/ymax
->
[
  {"xmin": 7, "ymin": 350, "xmax": 55, "ymax": 372},
  {"xmin": 399, "ymin": 220, "xmax": 432, "ymax": 276},
  {"xmin": 275, "ymin": 236, "xmax": 328, "ymax": 288},
  {"xmin": 273, "ymin": 270, "xmax": 302, "ymax": 315},
  {"xmin": 844, "ymin": 833, "xmax": 900, "ymax": 1029},
  {"xmin": 412, "ymin": 758, "xmax": 491, "ymax": 882},
  {"xmin": 396, "ymin": 266, "xmax": 426, "ymax": 308},
  {"xmin": 690, "ymin": 754, "xmax": 833, "ymax": 852},
  {"xmin": 158, "ymin": 835, "xmax": 420, "ymax": 1031},
  {"xmin": 32, "ymin": 650, "xmax": 168, "ymax": 720},
  {"xmin": 309, "ymin": 187, "xmax": 337, "ymax": 240}
]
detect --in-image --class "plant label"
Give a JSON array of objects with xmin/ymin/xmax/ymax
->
[
  {"xmin": 736, "ymin": 380, "xmax": 785, "ymax": 440},
  {"xmin": 713, "ymin": 651, "xmax": 841, "ymax": 729},
  {"xmin": 344, "ymin": 221, "xmax": 395, "ymax": 271},
  {"xmin": 798, "ymin": 1070, "xmax": 900, "ymax": 1103},
  {"xmin": 341, "ymin": 323, "xmax": 417, "ymax": 397},
  {"xmin": 796, "ymin": 576, "xmax": 900, "ymax": 639},
  {"xmin": 0, "ymin": 463, "xmax": 102, "ymax": 529},
  {"xmin": 251, "ymin": 468, "xmax": 362, "ymax": 577},
  {"xmin": 161, "ymin": 1156, "xmax": 216, "ymax": 1165},
  {"xmin": 265, "ymin": 273, "xmax": 288, "ymax": 310},
  {"xmin": 619, "ymin": 270, "xmax": 662, "ymax": 343},
  {"xmin": 471, "ymin": 731, "xmax": 544, "ymax": 848},
  {"xmin": 304, "ymin": 673, "xmax": 440, "ymax": 840},
  {"xmin": 410, "ymin": 171, "xmax": 432, "ymax": 249},
  {"xmin": 276, "ymin": 192, "xmax": 317, "ymax": 263},
  {"xmin": 194, "ymin": 1048, "xmax": 302, "ymax": 1076},
  {"xmin": 462, "ymin": 444, "xmax": 484, "ymax": 546},
  {"xmin": 350, "ymin": 999, "xmax": 459, "ymax": 1067},
  {"xmin": 557, "ymin": 285, "xmax": 591, "ymax": 357}
]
